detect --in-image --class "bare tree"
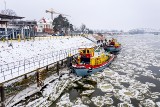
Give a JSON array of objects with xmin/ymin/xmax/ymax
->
[
  {"xmin": 1, "ymin": 9, "xmax": 17, "ymax": 16},
  {"xmin": 80, "ymin": 24, "xmax": 86, "ymax": 33}
]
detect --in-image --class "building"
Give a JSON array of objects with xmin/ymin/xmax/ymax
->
[
  {"xmin": 0, "ymin": 13, "xmax": 37, "ymax": 39},
  {"xmin": 9, "ymin": 20, "xmax": 37, "ymax": 39},
  {"xmin": 37, "ymin": 18, "xmax": 53, "ymax": 34}
]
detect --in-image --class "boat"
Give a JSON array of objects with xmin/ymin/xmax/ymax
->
[
  {"xmin": 72, "ymin": 47, "xmax": 115, "ymax": 76},
  {"xmin": 103, "ymin": 38, "xmax": 121, "ymax": 53}
]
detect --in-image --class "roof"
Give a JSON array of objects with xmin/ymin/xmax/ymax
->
[
  {"xmin": 38, "ymin": 18, "xmax": 52, "ymax": 24},
  {"xmin": 0, "ymin": 20, "xmax": 8, "ymax": 24},
  {"xmin": 0, "ymin": 13, "xmax": 24, "ymax": 19}
]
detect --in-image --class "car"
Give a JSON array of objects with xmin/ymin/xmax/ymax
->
[{"xmin": 52, "ymin": 33, "xmax": 57, "ymax": 36}]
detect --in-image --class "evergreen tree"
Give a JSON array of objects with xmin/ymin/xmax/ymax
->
[{"xmin": 53, "ymin": 15, "xmax": 73, "ymax": 34}]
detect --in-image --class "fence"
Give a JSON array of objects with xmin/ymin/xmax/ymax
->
[{"xmin": 0, "ymin": 45, "xmax": 90, "ymax": 83}]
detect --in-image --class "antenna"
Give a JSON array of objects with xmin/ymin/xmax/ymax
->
[{"xmin": 4, "ymin": 0, "xmax": 6, "ymax": 10}]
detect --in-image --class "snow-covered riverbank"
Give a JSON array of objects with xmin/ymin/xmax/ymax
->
[{"xmin": 0, "ymin": 36, "xmax": 96, "ymax": 83}]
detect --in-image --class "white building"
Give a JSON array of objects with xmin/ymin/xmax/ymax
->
[
  {"xmin": 0, "ymin": 13, "xmax": 36, "ymax": 39},
  {"xmin": 37, "ymin": 18, "xmax": 53, "ymax": 34}
]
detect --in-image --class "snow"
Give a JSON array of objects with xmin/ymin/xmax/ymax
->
[{"xmin": 0, "ymin": 36, "xmax": 96, "ymax": 83}]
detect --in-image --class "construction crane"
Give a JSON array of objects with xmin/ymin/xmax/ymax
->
[{"xmin": 45, "ymin": 8, "xmax": 70, "ymax": 20}]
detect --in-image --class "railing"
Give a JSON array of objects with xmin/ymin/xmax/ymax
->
[
  {"xmin": 0, "ymin": 44, "xmax": 91, "ymax": 83},
  {"xmin": 0, "ymin": 30, "xmax": 14, "ymax": 40}
]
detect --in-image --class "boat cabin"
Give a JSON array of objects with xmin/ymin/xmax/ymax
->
[
  {"xmin": 77, "ymin": 48, "xmax": 109, "ymax": 66},
  {"xmin": 78, "ymin": 48, "xmax": 94, "ymax": 64}
]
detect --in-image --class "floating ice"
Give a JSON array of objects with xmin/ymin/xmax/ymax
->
[
  {"xmin": 83, "ymin": 84, "xmax": 94, "ymax": 89},
  {"xmin": 77, "ymin": 81, "xmax": 85, "ymax": 86},
  {"xmin": 129, "ymin": 82, "xmax": 149, "ymax": 94},
  {"xmin": 91, "ymin": 96, "xmax": 105, "ymax": 107},
  {"xmin": 116, "ymin": 75, "xmax": 131, "ymax": 83},
  {"xmin": 103, "ymin": 97, "xmax": 114, "ymax": 105},
  {"xmin": 56, "ymin": 93, "xmax": 73, "ymax": 107},
  {"xmin": 80, "ymin": 90, "xmax": 95, "ymax": 96},
  {"xmin": 150, "ymin": 94, "xmax": 159, "ymax": 99},
  {"xmin": 137, "ymin": 94, "xmax": 145, "ymax": 101},
  {"xmin": 118, "ymin": 88, "xmax": 139, "ymax": 99},
  {"xmin": 72, "ymin": 104, "xmax": 89, "ymax": 107},
  {"xmin": 74, "ymin": 97, "xmax": 83, "ymax": 105},
  {"xmin": 104, "ymin": 93, "xmax": 113, "ymax": 98},
  {"xmin": 93, "ymin": 72, "xmax": 105, "ymax": 79},
  {"xmin": 140, "ymin": 99, "xmax": 155, "ymax": 107},
  {"xmin": 152, "ymin": 92, "xmax": 160, "ymax": 96},
  {"xmin": 81, "ymin": 96, "xmax": 91, "ymax": 104},
  {"xmin": 117, "ymin": 102, "xmax": 134, "ymax": 107},
  {"xmin": 71, "ymin": 83, "xmax": 78, "ymax": 87},
  {"xmin": 98, "ymin": 82, "xmax": 113, "ymax": 92},
  {"xmin": 156, "ymin": 102, "xmax": 160, "ymax": 107},
  {"xmin": 103, "ymin": 68, "xmax": 118, "ymax": 77}
]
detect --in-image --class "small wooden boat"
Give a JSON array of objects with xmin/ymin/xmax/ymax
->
[{"xmin": 72, "ymin": 47, "xmax": 115, "ymax": 76}]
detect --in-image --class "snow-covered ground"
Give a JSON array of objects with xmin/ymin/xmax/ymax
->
[{"xmin": 0, "ymin": 36, "xmax": 96, "ymax": 83}]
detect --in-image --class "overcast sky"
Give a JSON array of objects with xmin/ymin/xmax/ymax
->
[{"xmin": 0, "ymin": 0, "xmax": 160, "ymax": 31}]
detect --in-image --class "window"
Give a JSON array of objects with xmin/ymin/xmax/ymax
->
[
  {"xmin": 83, "ymin": 50, "xmax": 86, "ymax": 54},
  {"xmin": 87, "ymin": 50, "xmax": 89, "ymax": 53}
]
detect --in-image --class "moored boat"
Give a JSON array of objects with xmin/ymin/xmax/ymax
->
[
  {"xmin": 103, "ymin": 38, "xmax": 121, "ymax": 53},
  {"xmin": 72, "ymin": 47, "xmax": 115, "ymax": 76}
]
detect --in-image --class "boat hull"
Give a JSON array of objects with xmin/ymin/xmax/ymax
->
[
  {"xmin": 104, "ymin": 46, "xmax": 121, "ymax": 53},
  {"xmin": 73, "ymin": 55, "xmax": 114, "ymax": 76}
]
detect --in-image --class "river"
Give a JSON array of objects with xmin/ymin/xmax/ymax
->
[{"xmin": 51, "ymin": 34, "xmax": 160, "ymax": 107}]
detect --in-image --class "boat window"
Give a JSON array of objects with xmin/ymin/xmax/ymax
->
[
  {"xmin": 87, "ymin": 50, "xmax": 89, "ymax": 53},
  {"xmin": 83, "ymin": 50, "xmax": 86, "ymax": 53},
  {"xmin": 81, "ymin": 57, "xmax": 90, "ymax": 64}
]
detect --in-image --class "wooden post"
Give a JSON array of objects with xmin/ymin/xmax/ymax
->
[
  {"xmin": 56, "ymin": 61, "xmax": 59, "ymax": 76},
  {"xmin": 67, "ymin": 55, "xmax": 72, "ymax": 68},
  {"xmin": 46, "ymin": 65, "xmax": 48, "ymax": 71},
  {"xmin": 36, "ymin": 71, "xmax": 40, "ymax": 87},
  {"xmin": 0, "ymin": 84, "xmax": 5, "ymax": 107},
  {"xmin": 24, "ymin": 74, "xmax": 27, "ymax": 79},
  {"xmin": 36, "ymin": 71, "xmax": 42, "ymax": 87},
  {"xmin": 61, "ymin": 60, "xmax": 63, "ymax": 66},
  {"xmin": 67, "ymin": 56, "xmax": 70, "ymax": 68}
]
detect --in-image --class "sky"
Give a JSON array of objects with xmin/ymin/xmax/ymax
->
[{"xmin": 0, "ymin": 0, "xmax": 160, "ymax": 31}]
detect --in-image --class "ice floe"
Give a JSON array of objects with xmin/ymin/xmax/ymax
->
[
  {"xmin": 80, "ymin": 90, "xmax": 95, "ymax": 96},
  {"xmin": 117, "ymin": 102, "xmax": 134, "ymax": 107},
  {"xmin": 98, "ymin": 82, "xmax": 113, "ymax": 92},
  {"xmin": 140, "ymin": 99, "xmax": 155, "ymax": 107}
]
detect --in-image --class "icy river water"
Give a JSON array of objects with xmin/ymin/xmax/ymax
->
[{"xmin": 51, "ymin": 34, "xmax": 160, "ymax": 107}]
